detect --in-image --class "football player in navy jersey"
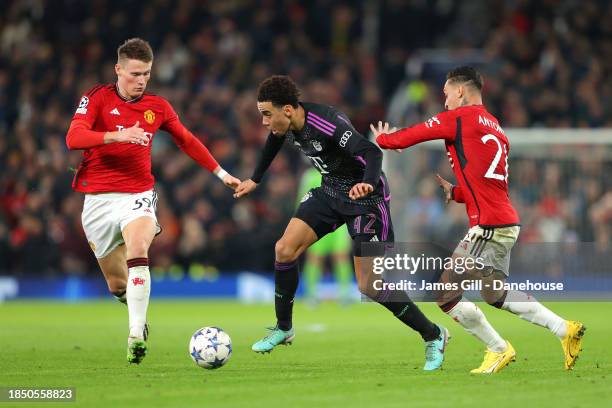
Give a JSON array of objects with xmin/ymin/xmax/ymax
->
[{"xmin": 235, "ymin": 75, "xmax": 448, "ymax": 370}]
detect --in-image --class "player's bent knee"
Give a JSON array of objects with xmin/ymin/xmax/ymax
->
[{"xmin": 275, "ymin": 239, "xmax": 299, "ymax": 263}]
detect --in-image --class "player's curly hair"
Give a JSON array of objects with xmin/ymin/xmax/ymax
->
[
  {"xmin": 257, "ymin": 75, "xmax": 300, "ymax": 108},
  {"xmin": 447, "ymin": 66, "xmax": 483, "ymax": 91},
  {"xmin": 117, "ymin": 38, "xmax": 153, "ymax": 63}
]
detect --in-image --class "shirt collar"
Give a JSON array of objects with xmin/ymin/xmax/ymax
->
[{"xmin": 114, "ymin": 83, "xmax": 144, "ymax": 104}]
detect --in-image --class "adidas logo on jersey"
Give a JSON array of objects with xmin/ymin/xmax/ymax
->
[
  {"xmin": 370, "ymin": 236, "xmax": 379, "ymax": 242},
  {"xmin": 110, "ymin": 108, "xmax": 120, "ymax": 115}
]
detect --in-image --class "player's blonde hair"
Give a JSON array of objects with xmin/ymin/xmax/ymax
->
[{"xmin": 117, "ymin": 38, "xmax": 153, "ymax": 64}]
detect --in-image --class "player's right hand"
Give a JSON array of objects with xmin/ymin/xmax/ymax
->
[
  {"xmin": 109, "ymin": 121, "xmax": 149, "ymax": 145},
  {"xmin": 435, "ymin": 174, "xmax": 453, "ymax": 204},
  {"xmin": 370, "ymin": 121, "xmax": 401, "ymax": 152},
  {"xmin": 234, "ymin": 179, "xmax": 257, "ymax": 198},
  {"xmin": 349, "ymin": 182, "xmax": 374, "ymax": 200}
]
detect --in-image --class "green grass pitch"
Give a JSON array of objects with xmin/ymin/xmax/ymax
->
[{"xmin": 1, "ymin": 301, "xmax": 610, "ymax": 407}]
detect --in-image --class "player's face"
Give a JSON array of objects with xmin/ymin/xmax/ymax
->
[
  {"xmin": 257, "ymin": 101, "xmax": 292, "ymax": 135},
  {"xmin": 115, "ymin": 59, "xmax": 152, "ymax": 99},
  {"xmin": 443, "ymin": 80, "xmax": 462, "ymax": 110}
]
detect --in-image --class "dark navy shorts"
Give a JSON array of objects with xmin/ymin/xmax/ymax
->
[{"xmin": 295, "ymin": 188, "xmax": 394, "ymax": 256}]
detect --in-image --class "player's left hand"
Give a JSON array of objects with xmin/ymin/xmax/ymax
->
[
  {"xmin": 435, "ymin": 174, "xmax": 453, "ymax": 204},
  {"xmin": 223, "ymin": 174, "xmax": 241, "ymax": 190},
  {"xmin": 349, "ymin": 183, "xmax": 374, "ymax": 200},
  {"xmin": 370, "ymin": 121, "xmax": 401, "ymax": 152}
]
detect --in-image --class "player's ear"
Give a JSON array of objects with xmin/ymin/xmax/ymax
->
[
  {"xmin": 114, "ymin": 63, "xmax": 122, "ymax": 76},
  {"xmin": 282, "ymin": 104, "xmax": 293, "ymax": 117},
  {"xmin": 458, "ymin": 84, "xmax": 466, "ymax": 99}
]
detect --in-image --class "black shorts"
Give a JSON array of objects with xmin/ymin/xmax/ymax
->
[{"xmin": 295, "ymin": 188, "xmax": 394, "ymax": 256}]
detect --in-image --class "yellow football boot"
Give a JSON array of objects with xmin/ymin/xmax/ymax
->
[
  {"xmin": 470, "ymin": 341, "xmax": 516, "ymax": 374},
  {"xmin": 561, "ymin": 320, "xmax": 585, "ymax": 370}
]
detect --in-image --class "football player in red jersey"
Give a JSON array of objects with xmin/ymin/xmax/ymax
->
[
  {"xmin": 373, "ymin": 66, "xmax": 584, "ymax": 373},
  {"xmin": 66, "ymin": 38, "xmax": 240, "ymax": 364}
]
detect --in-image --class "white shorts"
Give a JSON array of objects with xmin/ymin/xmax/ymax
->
[
  {"xmin": 453, "ymin": 225, "xmax": 520, "ymax": 276},
  {"xmin": 81, "ymin": 190, "xmax": 161, "ymax": 259}
]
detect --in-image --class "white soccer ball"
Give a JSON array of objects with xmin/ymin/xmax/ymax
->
[{"xmin": 189, "ymin": 327, "xmax": 232, "ymax": 369}]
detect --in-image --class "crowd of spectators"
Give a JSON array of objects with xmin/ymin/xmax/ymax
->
[{"xmin": 0, "ymin": 0, "xmax": 609, "ymax": 276}]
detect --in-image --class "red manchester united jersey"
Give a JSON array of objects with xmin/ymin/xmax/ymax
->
[
  {"xmin": 377, "ymin": 105, "xmax": 520, "ymax": 227},
  {"xmin": 66, "ymin": 84, "xmax": 219, "ymax": 193}
]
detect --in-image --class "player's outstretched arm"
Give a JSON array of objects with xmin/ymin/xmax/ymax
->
[
  {"xmin": 234, "ymin": 132, "xmax": 286, "ymax": 199},
  {"xmin": 162, "ymin": 103, "xmax": 241, "ymax": 190},
  {"xmin": 173, "ymin": 133, "xmax": 240, "ymax": 190},
  {"xmin": 373, "ymin": 112, "xmax": 456, "ymax": 150},
  {"xmin": 250, "ymin": 133, "xmax": 286, "ymax": 183}
]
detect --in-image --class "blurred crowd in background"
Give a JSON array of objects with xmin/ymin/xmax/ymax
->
[{"xmin": 0, "ymin": 0, "xmax": 610, "ymax": 276}]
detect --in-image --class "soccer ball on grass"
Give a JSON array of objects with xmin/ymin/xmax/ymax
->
[{"xmin": 189, "ymin": 327, "xmax": 232, "ymax": 369}]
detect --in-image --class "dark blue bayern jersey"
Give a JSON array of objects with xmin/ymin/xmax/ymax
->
[{"xmin": 288, "ymin": 102, "xmax": 390, "ymax": 205}]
